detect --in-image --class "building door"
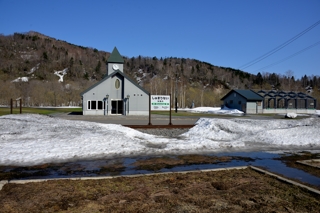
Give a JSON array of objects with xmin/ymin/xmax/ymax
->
[
  {"xmin": 242, "ymin": 104, "xmax": 247, "ymax": 113},
  {"xmin": 111, "ymin": 100, "xmax": 123, "ymax": 115}
]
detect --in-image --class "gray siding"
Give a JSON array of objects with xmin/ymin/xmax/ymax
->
[
  {"xmin": 123, "ymin": 77, "xmax": 149, "ymax": 115},
  {"xmin": 246, "ymin": 102, "xmax": 257, "ymax": 114},
  {"xmin": 107, "ymin": 63, "xmax": 124, "ymax": 75},
  {"xmin": 82, "ymin": 77, "xmax": 110, "ymax": 116},
  {"xmin": 82, "ymin": 73, "xmax": 149, "ymax": 116},
  {"xmin": 256, "ymin": 101, "xmax": 263, "ymax": 113}
]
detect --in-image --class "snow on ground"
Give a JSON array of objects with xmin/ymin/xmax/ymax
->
[
  {"xmin": 11, "ymin": 77, "xmax": 29, "ymax": 83},
  {"xmin": 182, "ymin": 106, "xmax": 244, "ymax": 114},
  {"xmin": 1, "ymin": 113, "xmax": 320, "ymax": 166},
  {"xmin": 285, "ymin": 112, "xmax": 297, "ymax": 118},
  {"xmin": 27, "ymin": 63, "xmax": 40, "ymax": 74}
]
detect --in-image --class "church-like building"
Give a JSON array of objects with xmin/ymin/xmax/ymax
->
[{"xmin": 80, "ymin": 47, "xmax": 149, "ymax": 115}]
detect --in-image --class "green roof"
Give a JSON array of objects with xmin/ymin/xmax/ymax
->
[
  {"xmin": 107, "ymin": 47, "xmax": 124, "ymax": 63},
  {"xmin": 221, "ymin": 89, "xmax": 263, "ymax": 101}
]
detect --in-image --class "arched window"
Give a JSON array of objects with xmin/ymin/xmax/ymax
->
[{"xmin": 115, "ymin": 79, "xmax": 120, "ymax": 89}]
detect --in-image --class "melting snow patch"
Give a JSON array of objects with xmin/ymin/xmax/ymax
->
[
  {"xmin": 0, "ymin": 114, "xmax": 319, "ymax": 166},
  {"xmin": 11, "ymin": 77, "xmax": 29, "ymax": 82},
  {"xmin": 285, "ymin": 112, "xmax": 297, "ymax": 118}
]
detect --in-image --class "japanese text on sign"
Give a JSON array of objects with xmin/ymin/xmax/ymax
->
[{"xmin": 151, "ymin": 95, "xmax": 170, "ymax": 111}]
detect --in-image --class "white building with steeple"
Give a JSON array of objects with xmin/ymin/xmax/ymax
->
[{"xmin": 80, "ymin": 47, "xmax": 149, "ymax": 116}]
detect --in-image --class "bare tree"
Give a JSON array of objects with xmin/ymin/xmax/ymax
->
[{"xmin": 285, "ymin": 70, "xmax": 294, "ymax": 91}]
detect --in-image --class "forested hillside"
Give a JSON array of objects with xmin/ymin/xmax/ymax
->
[{"xmin": 0, "ymin": 31, "xmax": 319, "ymax": 108}]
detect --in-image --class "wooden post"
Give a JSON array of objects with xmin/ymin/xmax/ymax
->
[
  {"xmin": 148, "ymin": 93, "xmax": 152, "ymax": 125},
  {"xmin": 175, "ymin": 96, "xmax": 178, "ymax": 113},
  {"xmin": 20, "ymin": 99, "xmax": 22, "ymax": 114},
  {"xmin": 10, "ymin": 98, "xmax": 13, "ymax": 114},
  {"xmin": 169, "ymin": 94, "xmax": 172, "ymax": 125}
]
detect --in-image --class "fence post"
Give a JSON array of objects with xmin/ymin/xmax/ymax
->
[{"xmin": 20, "ymin": 99, "xmax": 22, "ymax": 114}]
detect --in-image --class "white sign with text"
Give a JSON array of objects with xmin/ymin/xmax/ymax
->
[{"xmin": 151, "ymin": 95, "xmax": 170, "ymax": 111}]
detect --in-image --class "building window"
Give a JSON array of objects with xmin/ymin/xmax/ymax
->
[
  {"xmin": 91, "ymin": 101, "xmax": 96, "ymax": 109},
  {"xmin": 97, "ymin": 101, "xmax": 103, "ymax": 110},
  {"xmin": 88, "ymin": 100, "xmax": 105, "ymax": 110},
  {"xmin": 238, "ymin": 101, "xmax": 241, "ymax": 104},
  {"xmin": 115, "ymin": 79, "xmax": 120, "ymax": 89}
]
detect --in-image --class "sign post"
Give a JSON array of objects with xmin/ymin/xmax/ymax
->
[
  {"xmin": 148, "ymin": 93, "xmax": 152, "ymax": 125},
  {"xmin": 169, "ymin": 94, "xmax": 172, "ymax": 125},
  {"xmin": 150, "ymin": 95, "xmax": 172, "ymax": 125}
]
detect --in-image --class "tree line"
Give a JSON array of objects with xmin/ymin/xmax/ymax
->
[{"xmin": 0, "ymin": 31, "xmax": 319, "ymax": 108}]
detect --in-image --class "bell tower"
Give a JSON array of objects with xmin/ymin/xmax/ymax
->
[{"xmin": 107, "ymin": 47, "xmax": 124, "ymax": 75}]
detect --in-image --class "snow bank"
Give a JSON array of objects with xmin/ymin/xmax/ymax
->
[
  {"xmin": 183, "ymin": 118, "xmax": 320, "ymax": 147},
  {"xmin": 186, "ymin": 106, "xmax": 244, "ymax": 114},
  {"xmin": 0, "ymin": 114, "xmax": 319, "ymax": 166}
]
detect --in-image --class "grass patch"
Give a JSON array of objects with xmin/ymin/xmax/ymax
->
[
  {"xmin": 1, "ymin": 168, "xmax": 319, "ymax": 212},
  {"xmin": 133, "ymin": 155, "xmax": 253, "ymax": 171},
  {"xmin": 0, "ymin": 107, "xmax": 82, "ymax": 116}
]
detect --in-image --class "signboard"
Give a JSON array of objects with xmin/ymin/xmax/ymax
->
[{"xmin": 151, "ymin": 95, "xmax": 170, "ymax": 111}]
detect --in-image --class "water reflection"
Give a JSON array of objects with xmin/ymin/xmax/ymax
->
[{"xmin": 1, "ymin": 152, "xmax": 319, "ymax": 187}]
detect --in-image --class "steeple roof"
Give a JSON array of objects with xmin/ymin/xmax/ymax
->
[{"xmin": 107, "ymin": 47, "xmax": 124, "ymax": 63}]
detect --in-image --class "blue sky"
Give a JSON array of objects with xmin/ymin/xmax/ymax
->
[{"xmin": 1, "ymin": 0, "xmax": 319, "ymax": 79}]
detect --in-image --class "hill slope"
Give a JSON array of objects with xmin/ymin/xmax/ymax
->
[{"xmin": 0, "ymin": 31, "xmax": 319, "ymax": 108}]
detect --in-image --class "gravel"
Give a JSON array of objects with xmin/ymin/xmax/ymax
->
[{"xmin": 136, "ymin": 128, "xmax": 190, "ymax": 138}]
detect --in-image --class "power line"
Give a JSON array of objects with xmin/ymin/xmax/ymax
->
[
  {"xmin": 254, "ymin": 40, "xmax": 320, "ymax": 72},
  {"xmin": 238, "ymin": 19, "xmax": 320, "ymax": 70}
]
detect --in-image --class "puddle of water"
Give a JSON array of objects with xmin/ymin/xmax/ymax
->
[
  {"xmin": 1, "ymin": 151, "xmax": 319, "ymax": 187},
  {"xmin": 219, "ymin": 152, "xmax": 320, "ymax": 186}
]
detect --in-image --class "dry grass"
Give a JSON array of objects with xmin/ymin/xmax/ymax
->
[
  {"xmin": 1, "ymin": 168, "xmax": 320, "ymax": 213},
  {"xmin": 0, "ymin": 107, "xmax": 82, "ymax": 116},
  {"xmin": 308, "ymin": 160, "xmax": 320, "ymax": 167},
  {"xmin": 133, "ymin": 155, "xmax": 234, "ymax": 171}
]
